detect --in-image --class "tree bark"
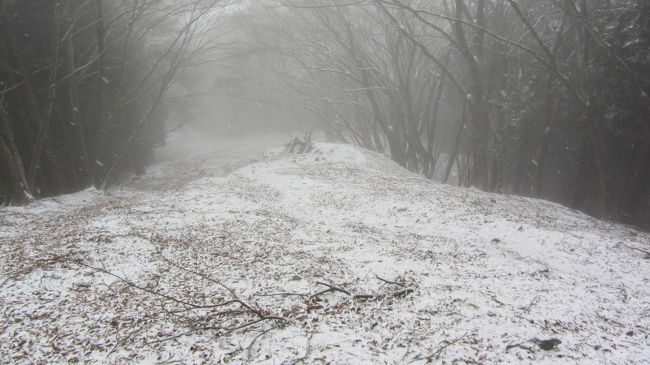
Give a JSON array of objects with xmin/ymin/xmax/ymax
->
[
  {"xmin": 26, "ymin": 4, "xmax": 63, "ymax": 191},
  {"xmin": 0, "ymin": 100, "xmax": 31, "ymax": 204}
]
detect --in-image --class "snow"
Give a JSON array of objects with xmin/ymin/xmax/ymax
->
[{"xmin": 1, "ymin": 132, "xmax": 649, "ymax": 364}]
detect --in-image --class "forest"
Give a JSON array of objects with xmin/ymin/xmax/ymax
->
[
  {"xmin": 2, "ymin": 1, "xmax": 650, "ymax": 363},
  {"xmin": 1, "ymin": 0, "xmax": 649, "ymax": 229},
  {"xmin": 0, "ymin": 0, "xmax": 219, "ymax": 201}
]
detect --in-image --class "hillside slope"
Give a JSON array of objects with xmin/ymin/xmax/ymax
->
[{"xmin": 1, "ymin": 134, "xmax": 649, "ymax": 364}]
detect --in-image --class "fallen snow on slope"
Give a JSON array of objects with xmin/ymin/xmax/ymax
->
[{"xmin": 1, "ymin": 134, "xmax": 649, "ymax": 364}]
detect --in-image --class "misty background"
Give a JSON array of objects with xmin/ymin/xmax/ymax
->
[{"xmin": 1, "ymin": 0, "xmax": 649, "ymax": 229}]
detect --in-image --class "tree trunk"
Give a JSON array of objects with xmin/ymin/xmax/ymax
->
[
  {"xmin": 91, "ymin": 0, "xmax": 108, "ymax": 185},
  {"xmin": 444, "ymin": 99, "xmax": 467, "ymax": 184},
  {"xmin": 64, "ymin": 0, "xmax": 90, "ymax": 186},
  {"xmin": 624, "ymin": 140, "xmax": 650, "ymax": 225},
  {"xmin": 26, "ymin": 4, "xmax": 62, "ymax": 191},
  {"xmin": 0, "ymin": 100, "xmax": 31, "ymax": 204}
]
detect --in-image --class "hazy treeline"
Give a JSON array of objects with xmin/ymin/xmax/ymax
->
[
  {"xmin": 232, "ymin": 0, "xmax": 650, "ymax": 228},
  {"xmin": 0, "ymin": 0, "xmax": 221, "ymax": 204},
  {"xmin": 2, "ymin": 0, "xmax": 648, "ymax": 229}
]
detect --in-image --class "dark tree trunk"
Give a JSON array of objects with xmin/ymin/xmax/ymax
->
[
  {"xmin": 624, "ymin": 141, "xmax": 650, "ymax": 226},
  {"xmin": 0, "ymin": 102, "xmax": 31, "ymax": 204}
]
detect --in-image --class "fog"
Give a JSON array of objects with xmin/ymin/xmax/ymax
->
[
  {"xmin": 3, "ymin": 1, "xmax": 650, "ymax": 363},
  {"xmin": 174, "ymin": 0, "xmax": 650, "ymax": 229},
  {"xmin": 1, "ymin": 0, "xmax": 649, "ymax": 228}
]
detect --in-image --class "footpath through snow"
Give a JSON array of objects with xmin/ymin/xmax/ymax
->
[{"xmin": 1, "ymin": 132, "xmax": 649, "ymax": 364}]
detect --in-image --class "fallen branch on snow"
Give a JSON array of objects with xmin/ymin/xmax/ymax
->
[
  {"xmin": 375, "ymin": 274, "xmax": 407, "ymax": 287},
  {"xmin": 73, "ymin": 258, "xmax": 287, "ymax": 348},
  {"xmin": 312, "ymin": 280, "xmax": 414, "ymax": 300}
]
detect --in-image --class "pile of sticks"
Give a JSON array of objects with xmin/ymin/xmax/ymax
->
[{"xmin": 286, "ymin": 131, "xmax": 315, "ymax": 154}]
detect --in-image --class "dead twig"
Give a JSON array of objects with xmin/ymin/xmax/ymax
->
[
  {"xmin": 106, "ymin": 325, "xmax": 145, "ymax": 358},
  {"xmin": 76, "ymin": 258, "xmax": 288, "ymax": 350},
  {"xmin": 393, "ymin": 288, "xmax": 415, "ymax": 297},
  {"xmin": 311, "ymin": 280, "xmax": 414, "ymax": 300},
  {"xmin": 155, "ymin": 249, "xmax": 263, "ymax": 315},
  {"xmin": 246, "ymin": 325, "xmax": 281, "ymax": 359},
  {"xmin": 75, "ymin": 260, "xmax": 222, "ymax": 309},
  {"xmin": 312, "ymin": 281, "xmax": 352, "ymax": 297},
  {"xmin": 146, "ymin": 316, "xmax": 287, "ymax": 346},
  {"xmin": 490, "ymin": 294, "xmax": 506, "ymax": 306},
  {"xmin": 287, "ymin": 333, "xmax": 314, "ymax": 365},
  {"xmin": 256, "ymin": 292, "xmax": 309, "ymax": 297},
  {"xmin": 520, "ymin": 294, "xmax": 540, "ymax": 313},
  {"xmin": 619, "ymin": 242, "xmax": 650, "ymax": 257},
  {"xmin": 414, "ymin": 332, "xmax": 468, "ymax": 361},
  {"xmin": 375, "ymin": 274, "xmax": 406, "ymax": 287}
]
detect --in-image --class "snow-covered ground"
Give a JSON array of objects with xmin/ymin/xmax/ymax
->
[{"xmin": 1, "ymin": 131, "xmax": 649, "ymax": 364}]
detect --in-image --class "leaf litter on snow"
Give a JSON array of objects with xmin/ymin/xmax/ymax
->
[{"xmin": 1, "ymin": 132, "xmax": 649, "ymax": 364}]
